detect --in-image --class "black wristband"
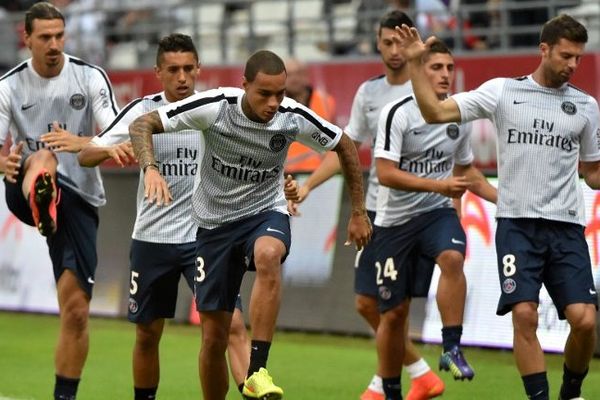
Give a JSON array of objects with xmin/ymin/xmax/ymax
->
[{"xmin": 142, "ymin": 162, "xmax": 159, "ymax": 173}]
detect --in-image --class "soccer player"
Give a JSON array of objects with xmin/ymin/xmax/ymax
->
[
  {"xmin": 77, "ymin": 33, "xmax": 252, "ymax": 400},
  {"xmin": 296, "ymin": 10, "xmax": 444, "ymax": 400},
  {"xmin": 396, "ymin": 14, "xmax": 600, "ymax": 400},
  {"xmin": 373, "ymin": 39, "xmax": 497, "ymax": 400},
  {"xmin": 128, "ymin": 50, "xmax": 372, "ymax": 399},
  {"xmin": 0, "ymin": 2, "xmax": 118, "ymax": 399}
]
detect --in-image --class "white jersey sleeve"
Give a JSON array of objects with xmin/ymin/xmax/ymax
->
[
  {"xmin": 579, "ymin": 97, "xmax": 600, "ymax": 162},
  {"xmin": 345, "ymin": 82, "xmax": 369, "ymax": 142},
  {"xmin": 287, "ymin": 100, "xmax": 342, "ymax": 152},
  {"xmin": 0, "ymin": 79, "xmax": 11, "ymax": 146},
  {"xmin": 452, "ymin": 78, "xmax": 505, "ymax": 124},
  {"xmin": 453, "ymin": 121, "xmax": 475, "ymax": 166},
  {"xmin": 374, "ymin": 98, "xmax": 409, "ymax": 162},
  {"xmin": 87, "ymin": 65, "xmax": 119, "ymax": 131},
  {"xmin": 157, "ymin": 89, "xmax": 222, "ymax": 133},
  {"xmin": 92, "ymin": 97, "xmax": 145, "ymax": 147}
]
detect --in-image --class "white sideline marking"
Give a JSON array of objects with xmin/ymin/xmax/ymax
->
[{"xmin": 0, "ymin": 395, "xmax": 34, "ymax": 400}]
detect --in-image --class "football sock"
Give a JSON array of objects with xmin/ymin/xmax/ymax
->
[
  {"xmin": 134, "ymin": 387, "xmax": 157, "ymax": 399},
  {"xmin": 247, "ymin": 340, "xmax": 271, "ymax": 376},
  {"xmin": 405, "ymin": 358, "xmax": 431, "ymax": 379},
  {"xmin": 367, "ymin": 374, "xmax": 383, "ymax": 392},
  {"xmin": 382, "ymin": 376, "xmax": 402, "ymax": 400},
  {"xmin": 54, "ymin": 375, "xmax": 79, "ymax": 400},
  {"xmin": 559, "ymin": 363, "xmax": 587, "ymax": 399},
  {"xmin": 522, "ymin": 371, "xmax": 549, "ymax": 400},
  {"xmin": 441, "ymin": 325, "xmax": 463, "ymax": 352},
  {"xmin": 238, "ymin": 383, "xmax": 244, "ymax": 393}
]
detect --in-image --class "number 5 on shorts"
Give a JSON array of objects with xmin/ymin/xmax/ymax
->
[
  {"xmin": 196, "ymin": 256, "xmax": 206, "ymax": 282},
  {"xmin": 130, "ymin": 271, "xmax": 139, "ymax": 295}
]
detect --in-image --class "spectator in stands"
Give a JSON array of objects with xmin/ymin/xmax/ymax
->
[{"xmin": 284, "ymin": 57, "xmax": 337, "ymax": 172}]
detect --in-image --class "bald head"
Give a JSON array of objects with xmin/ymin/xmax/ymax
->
[{"xmin": 284, "ymin": 57, "xmax": 310, "ymax": 100}]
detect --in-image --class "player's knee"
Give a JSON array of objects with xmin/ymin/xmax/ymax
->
[
  {"xmin": 202, "ymin": 333, "xmax": 229, "ymax": 355},
  {"xmin": 28, "ymin": 148, "xmax": 57, "ymax": 166},
  {"xmin": 568, "ymin": 307, "xmax": 596, "ymax": 334},
  {"xmin": 254, "ymin": 244, "xmax": 284, "ymax": 270},
  {"xmin": 136, "ymin": 323, "xmax": 162, "ymax": 349},
  {"xmin": 62, "ymin": 303, "xmax": 89, "ymax": 333},
  {"xmin": 355, "ymin": 295, "xmax": 378, "ymax": 319},
  {"xmin": 381, "ymin": 301, "xmax": 410, "ymax": 329},
  {"xmin": 512, "ymin": 303, "xmax": 539, "ymax": 334},
  {"xmin": 437, "ymin": 250, "xmax": 464, "ymax": 274}
]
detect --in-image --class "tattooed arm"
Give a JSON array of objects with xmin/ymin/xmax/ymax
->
[
  {"xmin": 129, "ymin": 110, "xmax": 172, "ymax": 206},
  {"xmin": 333, "ymin": 133, "xmax": 372, "ymax": 250}
]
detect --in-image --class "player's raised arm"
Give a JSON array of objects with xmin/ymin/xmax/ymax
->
[
  {"xmin": 129, "ymin": 110, "xmax": 171, "ymax": 206},
  {"xmin": 333, "ymin": 133, "xmax": 372, "ymax": 249},
  {"xmin": 395, "ymin": 24, "xmax": 461, "ymax": 124}
]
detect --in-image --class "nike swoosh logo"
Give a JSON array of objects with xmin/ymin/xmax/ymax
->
[
  {"xmin": 21, "ymin": 103, "xmax": 36, "ymax": 110},
  {"xmin": 513, "ymin": 100, "xmax": 526, "ymax": 105},
  {"xmin": 266, "ymin": 227, "xmax": 285, "ymax": 235},
  {"xmin": 590, "ymin": 288, "xmax": 597, "ymax": 295},
  {"xmin": 413, "ymin": 130, "xmax": 424, "ymax": 135},
  {"xmin": 451, "ymin": 238, "xmax": 465, "ymax": 245},
  {"xmin": 87, "ymin": 277, "xmax": 95, "ymax": 284},
  {"xmin": 251, "ymin": 346, "xmax": 258, "ymax": 351}
]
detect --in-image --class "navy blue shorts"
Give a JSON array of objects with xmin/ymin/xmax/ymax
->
[
  {"xmin": 128, "ymin": 240, "xmax": 244, "ymax": 323},
  {"xmin": 195, "ymin": 210, "xmax": 291, "ymax": 312},
  {"xmin": 354, "ymin": 211, "xmax": 378, "ymax": 297},
  {"xmin": 4, "ymin": 173, "xmax": 98, "ymax": 297},
  {"xmin": 373, "ymin": 208, "xmax": 466, "ymax": 312},
  {"xmin": 495, "ymin": 218, "xmax": 598, "ymax": 319}
]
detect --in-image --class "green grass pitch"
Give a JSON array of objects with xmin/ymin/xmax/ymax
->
[{"xmin": 1, "ymin": 311, "xmax": 599, "ymax": 399}]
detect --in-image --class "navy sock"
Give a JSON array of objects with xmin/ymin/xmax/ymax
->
[
  {"xmin": 560, "ymin": 364, "xmax": 587, "ymax": 399},
  {"xmin": 382, "ymin": 376, "xmax": 402, "ymax": 400},
  {"xmin": 238, "ymin": 383, "xmax": 244, "ymax": 393},
  {"xmin": 248, "ymin": 340, "xmax": 271, "ymax": 376},
  {"xmin": 54, "ymin": 375, "xmax": 80, "ymax": 400},
  {"xmin": 134, "ymin": 387, "xmax": 157, "ymax": 400},
  {"xmin": 522, "ymin": 371, "xmax": 549, "ymax": 400},
  {"xmin": 441, "ymin": 325, "xmax": 463, "ymax": 352}
]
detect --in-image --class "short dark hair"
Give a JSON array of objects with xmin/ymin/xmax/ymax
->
[
  {"xmin": 244, "ymin": 50, "xmax": 286, "ymax": 82},
  {"xmin": 540, "ymin": 14, "xmax": 587, "ymax": 46},
  {"xmin": 379, "ymin": 10, "xmax": 414, "ymax": 35},
  {"xmin": 156, "ymin": 33, "xmax": 199, "ymax": 66},
  {"xmin": 25, "ymin": 2, "xmax": 64, "ymax": 35},
  {"xmin": 424, "ymin": 39, "xmax": 452, "ymax": 61}
]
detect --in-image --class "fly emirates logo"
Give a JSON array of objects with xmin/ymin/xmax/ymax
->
[
  {"xmin": 507, "ymin": 118, "xmax": 573, "ymax": 152},
  {"xmin": 211, "ymin": 154, "xmax": 280, "ymax": 183}
]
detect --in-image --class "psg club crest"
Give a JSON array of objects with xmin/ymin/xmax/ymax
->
[
  {"xmin": 446, "ymin": 124, "xmax": 459, "ymax": 140},
  {"xmin": 69, "ymin": 93, "xmax": 86, "ymax": 110},
  {"xmin": 378, "ymin": 286, "xmax": 392, "ymax": 300},
  {"xmin": 561, "ymin": 101, "xmax": 577, "ymax": 115},
  {"xmin": 128, "ymin": 298, "xmax": 139, "ymax": 314},
  {"xmin": 269, "ymin": 134, "xmax": 286, "ymax": 152},
  {"xmin": 502, "ymin": 278, "xmax": 516, "ymax": 294}
]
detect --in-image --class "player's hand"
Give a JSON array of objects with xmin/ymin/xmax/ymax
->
[
  {"xmin": 40, "ymin": 121, "xmax": 88, "ymax": 153},
  {"xmin": 439, "ymin": 176, "xmax": 469, "ymax": 198},
  {"xmin": 108, "ymin": 142, "xmax": 136, "ymax": 167},
  {"xmin": 143, "ymin": 167, "xmax": 172, "ymax": 206},
  {"xmin": 283, "ymin": 174, "xmax": 300, "ymax": 202},
  {"xmin": 345, "ymin": 210, "xmax": 372, "ymax": 251},
  {"xmin": 287, "ymin": 199, "xmax": 301, "ymax": 216},
  {"xmin": 3, "ymin": 142, "xmax": 23, "ymax": 183},
  {"xmin": 296, "ymin": 185, "xmax": 310, "ymax": 204},
  {"xmin": 394, "ymin": 24, "xmax": 434, "ymax": 62}
]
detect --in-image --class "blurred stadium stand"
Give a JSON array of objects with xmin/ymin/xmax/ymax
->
[{"xmin": 0, "ymin": 0, "xmax": 598, "ymax": 70}]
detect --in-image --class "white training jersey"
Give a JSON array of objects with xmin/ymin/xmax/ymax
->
[
  {"xmin": 157, "ymin": 87, "xmax": 343, "ymax": 229},
  {"xmin": 345, "ymin": 75, "xmax": 413, "ymax": 211},
  {"xmin": 0, "ymin": 55, "xmax": 118, "ymax": 207},
  {"xmin": 453, "ymin": 75, "xmax": 600, "ymax": 226},
  {"xmin": 374, "ymin": 95, "xmax": 474, "ymax": 227},
  {"xmin": 92, "ymin": 91, "xmax": 202, "ymax": 244}
]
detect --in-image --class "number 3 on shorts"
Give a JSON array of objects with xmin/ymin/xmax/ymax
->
[
  {"xmin": 502, "ymin": 254, "xmax": 516, "ymax": 277},
  {"xmin": 196, "ymin": 256, "xmax": 206, "ymax": 282}
]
